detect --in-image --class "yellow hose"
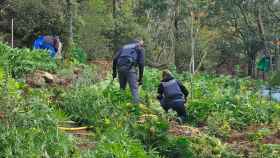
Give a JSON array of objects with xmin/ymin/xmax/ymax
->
[
  {"xmin": 58, "ymin": 126, "xmax": 93, "ymax": 131},
  {"xmin": 140, "ymin": 114, "xmax": 157, "ymax": 118}
]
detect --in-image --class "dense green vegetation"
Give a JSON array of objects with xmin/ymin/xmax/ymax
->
[
  {"xmin": 1, "ymin": 44, "xmax": 279, "ymax": 157},
  {"xmin": 1, "ymin": 0, "xmax": 280, "ymax": 157},
  {"xmin": 0, "ymin": 43, "xmax": 57, "ymax": 78}
]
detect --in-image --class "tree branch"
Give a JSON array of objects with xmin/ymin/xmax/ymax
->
[
  {"xmin": 146, "ymin": 59, "xmax": 169, "ymax": 69},
  {"xmin": 194, "ymin": 51, "xmax": 208, "ymax": 74}
]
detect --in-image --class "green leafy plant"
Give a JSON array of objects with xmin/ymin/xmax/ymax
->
[
  {"xmin": 92, "ymin": 128, "xmax": 160, "ymax": 158},
  {"xmin": 0, "ymin": 43, "xmax": 57, "ymax": 79},
  {"xmin": 0, "ymin": 96, "xmax": 77, "ymax": 158},
  {"xmin": 69, "ymin": 46, "xmax": 88, "ymax": 64}
]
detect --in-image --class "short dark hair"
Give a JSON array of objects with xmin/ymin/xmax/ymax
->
[{"xmin": 162, "ymin": 70, "xmax": 172, "ymax": 79}]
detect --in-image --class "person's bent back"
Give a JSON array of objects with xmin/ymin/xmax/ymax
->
[{"xmin": 157, "ymin": 70, "xmax": 189, "ymax": 123}]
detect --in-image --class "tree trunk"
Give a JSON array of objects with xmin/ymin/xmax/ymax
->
[
  {"xmin": 248, "ymin": 50, "xmax": 257, "ymax": 78},
  {"xmin": 66, "ymin": 0, "xmax": 73, "ymax": 43},
  {"xmin": 11, "ymin": 18, "xmax": 14, "ymax": 48},
  {"xmin": 194, "ymin": 51, "xmax": 208, "ymax": 74},
  {"xmin": 257, "ymin": 7, "xmax": 265, "ymax": 40},
  {"xmin": 112, "ymin": 0, "xmax": 122, "ymax": 17},
  {"xmin": 190, "ymin": 11, "xmax": 195, "ymax": 74},
  {"xmin": 113, "ymin": 0, "xmax": 117, "ymax": 18},
  {"xmin": 174, "ymin": 0, "xmax": 181, "ymax": 71},
  {"xmin": 277, "ymin": 38, "xmax": 280, "ymax": 71}
]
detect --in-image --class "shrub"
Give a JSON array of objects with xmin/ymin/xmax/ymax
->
[
  {"xmin": 69, "ymin": 46, "xmax": 88, "ymax": 64},
  {"xmin": 0, "ymin": 43, "xmax": 57, "ymax": 78},
  {"xmin": 91, "ymin": 128, "xmax": 160, "ymax": 158},
  {"xmin": 0, "ymin": 97, "xmax": 77, "ymax": 158},
  {"xmin": 58, "ymin": 85, "xmax": 124, "ymax": 127}
]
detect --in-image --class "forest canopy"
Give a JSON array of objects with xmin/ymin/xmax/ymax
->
[{"xmin": 1, "ymin": 0, "xmax": 280, "ymax": 76}]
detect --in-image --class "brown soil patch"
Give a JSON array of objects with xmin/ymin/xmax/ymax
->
[
  {"xmin": 227, "ymin": 130, "xmax": 256, "ymax": 157},
  {"xmin": 229, "ymin": 141, "xmax": 256, "ymax": 158},
  {"xmin": 59, "ymin": 122, "xmax": 96, "ymax": 150},
  {"xmin": 227, "ymin": 124, "xmax": 274, "ymax": 144},
  {"xmin": 169, "ymin": 121, "xmax": 201, "ymax": 137},
  {"xmin": 26, "ymin": 70, "xmax": 72, "ymax": 87},
  {"xmin": 227, "ymin": 130, "xmax": 247, "ymax": 143},
  {"xmin": 26, "ymin": 59, "xmax": 111, "ymax": 88},
  {"xmin": 67, "ymin": 129, "xmax": 96, "ymax": 150},
  {"xmin": 89, "ymin": 59, "xmax": 112, "ymax": 71},
  {"xmin": 77, "ymin": 141, "xmax": 96, "ymax": 150},
  {"xmin": 226, "ymin": 125, "xmax": 279, "ymax": 157},
  {"xmin": 89, "ymin": 59, "xmax": 112, "ymax": 80},
  {"xmin": 65, "ymin": 128, "xmax": 90, "ymax": 136},
  {"xmin": 262, "ymin": 130, "xmax": 280, "ymax": 144}
]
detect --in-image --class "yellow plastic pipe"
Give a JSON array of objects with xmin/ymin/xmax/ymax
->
[{"xmin": 58, "ymin": 126, "xmax": 93, "ymax": 131}]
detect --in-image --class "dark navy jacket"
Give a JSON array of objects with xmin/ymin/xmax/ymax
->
[
  {"xmin": 157, "ymin": 76, "xmax": 189, "ymax": 101},
  {"xmin": 113, "ymin": 42, "xmax": 145, "ymax": 80}
]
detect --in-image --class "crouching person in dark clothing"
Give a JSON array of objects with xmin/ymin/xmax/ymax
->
[{"xmin": 157, "ymin": 70, "xmax": 189, "ymax": 123}]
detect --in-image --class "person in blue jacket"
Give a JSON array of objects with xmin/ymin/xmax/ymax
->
[
  {"xmin": 157, "ymin": 70, "xmax": 189, "ymax": 123},
  {"xmin": 33, "ymin": 35, "xmax": 61, "ymax": 58}
]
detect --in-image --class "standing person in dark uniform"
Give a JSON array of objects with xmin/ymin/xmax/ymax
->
[
  {"xmin": 112, "ymin": 39, "xmax": 145, "ymax": 104},
  {"xmin": 157, "ymin": 70, "xmax": 189, "ymax": 123}
]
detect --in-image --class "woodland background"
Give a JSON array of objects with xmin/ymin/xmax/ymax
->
[{"xmin": 1, "ymin": 0, "xmax": 280, "ymax": 76}]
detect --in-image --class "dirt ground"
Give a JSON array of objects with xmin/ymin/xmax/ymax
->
[{"xmin": 226, "ymin": 124, "xmax": 280, "ymax": 157}]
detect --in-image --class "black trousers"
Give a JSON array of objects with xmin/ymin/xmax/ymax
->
[{"xmin": 160, "ymin": 99, "xmax": 187, "ymax": 122}]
